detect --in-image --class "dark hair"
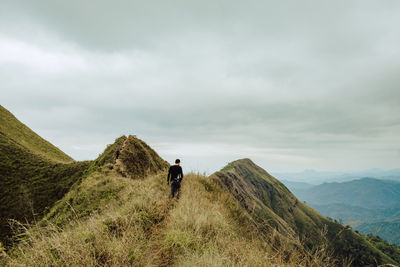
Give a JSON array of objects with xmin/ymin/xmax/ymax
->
[{"xmin": 175, "ymin": 159, "xmax": 180, "ymax": 164}]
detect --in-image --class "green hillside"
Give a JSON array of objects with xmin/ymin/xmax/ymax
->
[
  {"xmin": 2, "ymin": 160, "xmax": 339, "ymax": 266},
  {"xmin": 209, "ymin": 159, "xmax": 399, "ymax": 266},
  {"xmin": 3, "ymin": 154, "xmax": 399, "ymax": 266},
  {"xmin": 0, "ymin": 128, "xmax": 90, "ymax": 246},
  {"xmin": 43, "ymin": 135, "xmax": 169, "ymax": 227},
  {"xmin": 366, "ymin": 234, "xmax": 400, "ymax": 263},
  {"xmin": 0, "ymin": 105, "xmax": 72, "ymax": 163},
  {"xmin": 0, "ymin": 105, "xmax": 92, "ymax": 245}
]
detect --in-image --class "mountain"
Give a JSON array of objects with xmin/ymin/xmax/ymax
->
[
  {"xmin": 358, "ymin": 220, "xmax": 400, "ymax": 246},
  {"xmin": 281, "ymin": 179, "xmax": 314, "ymax": 192},
  {"xmin": 210, "ymin": 159, "xmax": 399, "ymax": 266},
  {"xmin": 291, "ymin": 178, "xmax": 400, "ymax": 209},
  {"xmin": 285, "ymin": 178, "xmax": 400, "ymax": 246},
  {"xmin": 210, "ymin": 159, "xmax": 326, "ymax": 238},
  {"xmin": 1, "ymin": 107, "xmax": 400, "ymax": 266},
  {"xmin": 310, "ymin": 203, "xmax": 400, "ymax": 224}
]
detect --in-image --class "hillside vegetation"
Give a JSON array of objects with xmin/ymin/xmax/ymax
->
[
  {"xmin": 3, "ymin": 155, "xmax": 399, "ymax": 266},
  {"xmin": 0, "ymin": 106, "xmax": 90, "ymax": 245},
  {"xmin": 43, "ymin": 135, "xmax": 169, "ymax": 227},
  {"xmin": 0, "ymin": 105, "xmax": 72, "ymax": 163},
  {"xmin": 2, "ymin": 171, "xmax": 337, "ymax": 266},
  {"xmin": 1, "ymin": 106, "xmax": 400, "ymax": 266},
  {"xmin": 210, "ymin": 159, "xmax": 399, "ymax": 266}
]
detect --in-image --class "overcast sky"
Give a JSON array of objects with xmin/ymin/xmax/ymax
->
[{"xmin": 1, "ymin": 0, "xmax": 400, "ymax": 174}]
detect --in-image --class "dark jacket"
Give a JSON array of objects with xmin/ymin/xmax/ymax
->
[{"xmin": 167, "ymin": 165, "xmax": 183, "ymax": 183}]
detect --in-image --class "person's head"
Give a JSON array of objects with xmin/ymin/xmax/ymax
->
[{"xmin": 175, "ymin": 159, "xmax": 180, "ymax": 165}]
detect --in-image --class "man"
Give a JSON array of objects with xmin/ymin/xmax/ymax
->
[{"xmin": 167, "ymin": 159, "xmax": 183, "ymax": 198}]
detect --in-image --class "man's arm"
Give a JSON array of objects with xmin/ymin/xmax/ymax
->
[
  {"xmin": 167, "ymin": 166, "xmax": 171, "ymax": 183},
  {"xmin": 180, "ymin": 166, "xmax": 183, "ymax": 180}
]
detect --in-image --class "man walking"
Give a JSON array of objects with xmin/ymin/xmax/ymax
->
[{"xmin": 167, "ymin": 159, "xmax": 183, "ymax": 198}]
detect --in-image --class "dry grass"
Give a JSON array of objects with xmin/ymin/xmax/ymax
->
[
  {"xmin": 3, "ymin": 171, "xmax": 170, "ymax": 266},
  {"xmin": 1, "ymin": 171, "xmax": 337, "ymax": 267},
  {"xmin": 153, "ymin": 174, "xmax": 338, "ymax": 267}
]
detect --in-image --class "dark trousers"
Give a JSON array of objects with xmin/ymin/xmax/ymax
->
[{"xmin": 170, "ymin": 180, "xmax": 181, "ymax": 198}]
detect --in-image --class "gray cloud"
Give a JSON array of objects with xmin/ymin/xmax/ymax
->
[{"xmin": 1, "ymin": 0, "xmax": 400, "ymax": 173}]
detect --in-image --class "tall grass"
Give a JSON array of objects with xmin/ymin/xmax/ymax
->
[
  {"xmin": 3, "ymin": 170, "xmax": 170, "ymax": 266},
  {"xmin": 152, "ymin": 174, "xmax": 338, "ymax": 267},
  {"xmin": 2, "ymin": 171, "xmax": 338, "ymax": 266}
]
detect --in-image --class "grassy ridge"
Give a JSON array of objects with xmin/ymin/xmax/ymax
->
[
  {"xmin": 1, "ymin": 105, "xmax": 399, "ymax": 266},
  {"xmin": 156, "ymin": 174, "xmax": 336, "ymax": 266},
  {"xmin": 3, "ymin": 171, "xmax": 170, "ymax": 266},
  {"xmin": 43, "ymin": 135, "xmax": 169, "ymax": 227},
  {"xmin": 0, "ymin": 105, "xmax": 169, "ymax": 248},
  {"xmin": 0, "ymin": 105, "xmax": 72, "ymax": 163},
  {"xmin": 2, "ymin": 154, "xmax": 398, "ymax": 266},
  {"xmin": 1, "ymin": 172, "xmax": 337, "ymax": 266},
  {"xmin": 0, "ymin": 105, "xmax": 89, "ymax": 244},
  {"xmin": 210, "ymin": 158, "xmax": 399, "ymax": 266},
  {"xmin": 114, "ymin": 135, "xmax": 169, "ymax": 178},
  {"xmin": 0, "ymin": 133, "xmax": 90, "ymax": 245}
]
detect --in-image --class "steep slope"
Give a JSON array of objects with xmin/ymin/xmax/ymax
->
[
  {"xmin": 209, "ymin": 159, "xmax": 399, "ymax": 266},
  {"xmin": 0, "ymin": 105, "xmax": 72, "ymax": 163},
  {"xmin": 0, "ymin": 107, "xmax": 90, "ymax": 246},
  {"xmin": 366, "ymin": 234, "xmax": 400, "ymax": 263}
]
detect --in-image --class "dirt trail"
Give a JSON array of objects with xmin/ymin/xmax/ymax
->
[
  {"xmin": 138, "ymin": 180, "xmax": 184, "ymax": 266},
  {"xmin": 114, "ymin": 137, "xmax": 128, "ymax": 176},
  {"xmin": 138, "ymin": 197, "xmax": 179, "ymax": 267}
]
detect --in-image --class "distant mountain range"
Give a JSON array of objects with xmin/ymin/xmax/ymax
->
[
  {"xmin": 282, "ymin": 178, "xmax": 400, "ymax": 245},
  {"xmin": 274, "ymin": 169, "xmax": 400, "ymax": 184}
]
